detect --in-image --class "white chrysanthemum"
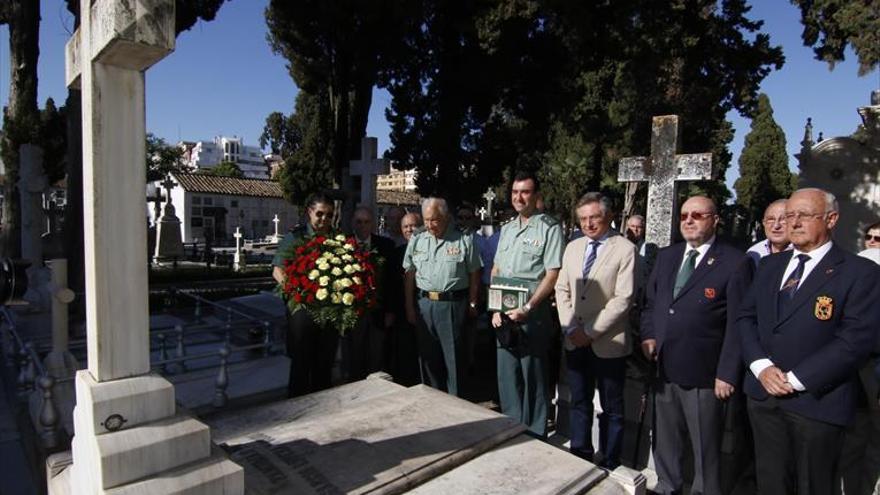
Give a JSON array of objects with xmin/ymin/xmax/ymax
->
[
  {"xmin": 345, "ymin": 244, "xmax": 355, "ymax": 252},
  {"xmin": 342, "ymin": 293, "xmax": 355, "ymax": 306},
  {"xmin": 352, "ymin": 276, "xmax": 362, "ymax": 285},
  {"xmin": 308, "ymin": 269, "xmax": 320, "ymax": 280},
  {"xmin": 330, "ymin": 293, "xmax": 341, "ymax": 304},
  {"xmin": 340, "ymin": 278, "xmax": 352, "ymax": 288},
  {"xmin": 335, "ymin": 234, "xmax": 346, "ymax": 242},
  {"xmin": 318, "ymin": 276, "xmax": 330, "ymax": 287},
  {"xmin": 318, "ymin": 263, "xmax": 330, "ymax": 271},
  {"xmin": 342, "ymin": 254, "xmax": 354, "ymax": 262},
  {"xmin": 331, "ymin": 267, "xmax": 343, "ymax": 277},
  {"xmin": 352, "ymin": 264, "xmax": 362, "ymax": 272},
  {"xmin": 331, "ymin": 257, "xmax": 342, "ymax": 265},
  {"xmin": 315, "ymin": 288, "xmax": 328, "ymax": 301},
  {"xmin": 343, "ymin": 264, "xmax": 356, "ymax": 275}
]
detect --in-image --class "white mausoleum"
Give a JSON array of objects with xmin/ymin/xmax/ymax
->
[{"xmin": 148, "ymin": 173, "xmax": 298, "ymax": 243}]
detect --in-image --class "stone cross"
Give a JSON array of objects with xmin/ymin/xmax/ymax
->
[
  {"xmin": 482, "ymin": 188, "xmax": 496, "ymax": 222},
  {"xmin": 618, "ymin": 115, "xmax": 714, "ymax": 248},
  {"xmin": 60, "ymin": 3, "xmax": 243, "ymax": 493},
  {"xmin": 160, "ymin": 175, "xmax": 177, "ymax": 205},
  {"xmin": 272, "ymin": 214, "xmax": 280, "ymax": 242},
  {"xmin": 349, "ymin": 137, "xmax": 390, "ymax": 217},
  {"xmin": 233, "ymin": 227, "xmax": 244, "ymax": 271},
  {"xmin": 478, "ymin": 206, "xmax": 488, "ymax": 222}
]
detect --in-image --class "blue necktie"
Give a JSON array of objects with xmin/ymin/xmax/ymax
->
[
  {"xmin": 780, "ymin": 254, "xmax": 811, "ymax": 300},
  {"xmin": 582, "ymin": 241, "xmax": 601, "ymax": 280}
]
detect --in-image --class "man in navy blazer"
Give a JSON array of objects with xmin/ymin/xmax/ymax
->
[
  {"xmin": 739, "ymin": 188, "xmax": 880, "ymax": 495},
  {"xmin": 641, "ymin": 196, "xmax": 753, "ymax": 495}
]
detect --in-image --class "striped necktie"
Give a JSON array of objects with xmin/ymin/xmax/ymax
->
[{"xmin": 582, "ymin": 241, "xmax": 601, "ymax": 280}]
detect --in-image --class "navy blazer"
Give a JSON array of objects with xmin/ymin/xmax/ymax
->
[
  {"xmin": 641, "ymin": 240, "xmax": 753, "ymax": 388},
  {"xmin": 738, "ymin": 245, "xmax": 880, "ymax": 426}
]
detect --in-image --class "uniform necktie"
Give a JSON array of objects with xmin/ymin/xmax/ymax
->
[
  {"xmin": 780, "ymin": 254, "xmax": 811, "ymax": 300},
  {"xmin": 673, "ymin": 249, "xmax": 699, "ymax": 298},
  {"xmin": 582, "ymin": 241, "xmax": 601, "ymax": 280}
]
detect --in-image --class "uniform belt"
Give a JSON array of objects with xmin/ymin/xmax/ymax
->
[{"xmin": 418, "ymin": 289, "xmax": 468, "ymax": 301}]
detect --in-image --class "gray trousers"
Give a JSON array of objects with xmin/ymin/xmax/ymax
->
[
  {"xmin": 653, "ymin": 381, "xmax": 723, "ymax": 495},
  {"xmin": 415, "ymin": 297, "xmax": 466, "ymax": 396}
]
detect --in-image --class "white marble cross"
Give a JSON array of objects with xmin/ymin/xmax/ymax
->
[
  {"xmin": 349, "ymin": 137, "xmax": 389, "ymax": 215},
  {"xmin": 618, "ymin": 115, "xmax": 714, "ymax": 248},
  {"xmin": 272, "ymin": 214, "xmax": 280, "ymax": 241},
  {"xmin": 66, "ymin": 0, "xmax": 175, "ymax": 381},
  {"xmin": 482, "ymin": 188, "xmax": 497, "ymax": 221},
  {"xmin": 234, "ymin": 227, "xmax": 243, "ymax": 253}
]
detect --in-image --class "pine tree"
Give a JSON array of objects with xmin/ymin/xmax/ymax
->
[{"xmin": 734, "ymin": 93, "xmax": 796, "ymax": 233}]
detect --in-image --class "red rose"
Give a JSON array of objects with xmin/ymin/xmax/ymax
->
[
  {"xmin": 306, "ymin": 293, "xmax": 315, "ymax": 304},
  {"xmin": 293, "ymin": 292, "xmax": 302, "ymax": 303}
]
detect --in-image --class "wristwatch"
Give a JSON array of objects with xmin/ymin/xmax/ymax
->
[{"xmin": 523, "ymin": 302, "xmax": 532, "ymax": 314}]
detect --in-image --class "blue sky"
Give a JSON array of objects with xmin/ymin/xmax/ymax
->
[{"xmin": 1, "ymin": 0, "xmax": 877, "ymax": 197}]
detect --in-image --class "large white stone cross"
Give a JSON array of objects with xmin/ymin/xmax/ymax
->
[
  {"xmin": 618, "ymin": 115, "xmax": 715, "ymax": 248},
  {"xmin": 66, "ymin": 0, "xmax": 175, "ymax": 381},
  {"xmin": 350, "ymin": 137, "xmax": 389, "ymax": 215}
]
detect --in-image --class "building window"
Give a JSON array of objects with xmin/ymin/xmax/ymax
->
[
  {"xmin": 191, "ymin": 217, "xmax": 203, "ymax": 227},
  {"xmin": 193, "ymin": 196, "xmax": 202, "ymax": 205},
  {"xmin": 192, "ymin": 207, "xmax": 202, "ymax": 216},
  {"xmin": 204, "ymin": 197, "xmax": 214, "ymax": 206},
  {"xmin": 231, "ymin": 200, "xmax": 238, "ymax": 208}
]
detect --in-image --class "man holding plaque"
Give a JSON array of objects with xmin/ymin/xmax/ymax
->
[
  {"xmin": 554, "ymin": 192, "xmax": 637, "ymax": 468},
  {"xmin": 491, "ymin": 170, "xmax": 563, "ymax": 436},
  {"xmin": 403, "ymin": 198, "xmax": 481, "ymax": 396}
]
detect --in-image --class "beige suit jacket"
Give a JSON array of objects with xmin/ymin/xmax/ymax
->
[{"xmin": 555, "ymin": 233, "xmax": 637, "ymax": 358}]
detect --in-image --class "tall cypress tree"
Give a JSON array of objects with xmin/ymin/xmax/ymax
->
[{"xmin": 734, "ymin": 93, "xmax": 796, "ymax": 233}]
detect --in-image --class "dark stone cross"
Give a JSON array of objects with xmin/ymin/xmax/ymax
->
[{"xmin": 618, "ymin": 115, "xmax": 715, "ymax": 248}]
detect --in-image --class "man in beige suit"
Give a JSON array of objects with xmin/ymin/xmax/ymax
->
[{"xmin": 555, "ymin": 192, "xmax": 637, "ymax": 468}]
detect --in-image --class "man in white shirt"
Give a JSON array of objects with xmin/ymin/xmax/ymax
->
[{"xmin": 746, "ymin": 199, "xmax": 791, "ymax": 266}]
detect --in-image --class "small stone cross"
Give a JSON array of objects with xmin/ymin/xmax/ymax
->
[
  {"xmin": 272, "ymin": 214, "xmax": 280, "ymax": 240},
  {"xmin": 482, "ymin": 188, "xmax": 496, "ymax": 221},
  {"xmin": 349, "ymin": 137, "xmax": 390, "ymax": 216},
  {"xmin": 478, "ymin": 206, "xmax": 488, "ymax": 222},
  {"xmin": 234, "ymin": 227, "xmax": 243, "ymax": 252},
  {"xmin": 618, "ymin": 115, "xmax": 714, "ymax": 248}
]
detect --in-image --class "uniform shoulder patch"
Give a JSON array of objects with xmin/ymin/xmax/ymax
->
[{"xmin": 540, "ymin": 214, "xmax": 559, "ymax": 227}]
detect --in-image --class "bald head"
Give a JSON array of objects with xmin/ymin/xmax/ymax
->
[
  {"xmin": 680, "ymin": 196, "xmax": 719, "ymax": 247},
  {"xmin": 785, "ymin": 188, "xmax": 839, "ymax": 252}
]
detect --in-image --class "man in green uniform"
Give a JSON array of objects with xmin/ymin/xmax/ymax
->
[
  {"xmin": 272, "ymin": 193, "xmax": 339, "ymax": 398},
  {"xmin": 492, "ymin": 171, "xmax": 563, "ymax": 436},
  {"xmin": 403, "ymin": 197, "xmax": 481, "ymax": 396}
]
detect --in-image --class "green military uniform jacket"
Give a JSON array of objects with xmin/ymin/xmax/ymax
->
[
  {"xmin": 493, "ymin": 212, "xmax": 563, "ymax": 283},
  {"xmin": 402, "ymin": 225, "xmax": 482, "ymax": 292}
]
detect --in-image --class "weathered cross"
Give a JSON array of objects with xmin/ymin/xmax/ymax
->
[
  {"xmin": 349, "ymin": 137, "xmax": 390, "ymax": 217},
  {"xmin": 66, "ymin": 0, "xmax": 175, "ymax": 381},
  {"xmin": 482, "ymin": 188, "xmax": 497, "ymax": 222},
  {"xmin": 160, "ymin": 175, "xmax": 177, "ymax": 205},
  {"xmin": 618, "ymin": 115, "xmax": 715, "ymax": 248},
  {"xmin": 234, "ymin": 226, "xmax": 243, "ymax": 253}
]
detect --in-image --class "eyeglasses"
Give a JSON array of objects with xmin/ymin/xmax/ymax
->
[
  {"xmin": 679, "ymin": 211, "xmax": 715, "ymax": 222},
  {"xmin": 783, "ymin": 211, "xmax": 827, "ymax": 223},
  {"xmin": 865, "ymin": 234, "xmax": 880, "ymax": 243},
  {"xmin": 762, "ymin": 216, "xmax": 786, "ymax": 225}
]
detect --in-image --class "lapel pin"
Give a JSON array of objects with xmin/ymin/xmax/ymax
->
[
  {"xmin": 825, "ymin": 268, "xmax": 834, "ymax": 275},
  {"xmin": 707, "ymin": 258, "xmax": 715, "ymax": 265}
]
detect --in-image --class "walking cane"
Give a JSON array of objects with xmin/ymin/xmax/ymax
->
[{"xmin": 632, "ymin": 377, "xmax": 651, "ymax": 465}]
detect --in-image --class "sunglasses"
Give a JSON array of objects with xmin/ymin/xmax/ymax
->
[
  {"xmin": 679, "ymin": 211, "xmax": 715, "ymax": 222},
  {"xmin": 865, "ymin": 234, "xmax": 880, "ymax": 243}
]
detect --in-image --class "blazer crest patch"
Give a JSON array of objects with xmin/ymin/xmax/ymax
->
[
  {"xmin": 704, "ymin": 287, "xmax": 716, "ymax": 299},
  {"xmin": 814, "ymin": 296, "xmax": 833, "ymax": 321}
]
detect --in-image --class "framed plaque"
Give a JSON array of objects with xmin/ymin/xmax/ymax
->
[{"xmin": 487, "ymin": 276, "xmax": 534, "ymax": 312}]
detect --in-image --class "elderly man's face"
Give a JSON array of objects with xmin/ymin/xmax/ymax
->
[
  {"xmin": 626, "ymin": 218, "xmax": 644, "ymax": 240},
  {"xmin": 762, "ymin": 202, "xmax": 789, "ymax": 248},
  {"xmin": 785, "ymin": 190, "xmax": 837, "ymax": 252},
  {"xmin": 679, "ymin": 196, "xmax": 719, "ymax": 246},
  {"xmin": 385, "ymin": 208, "xmax": 404, "ymax": 235},
  {"xmin": 577, "ymin": 202, "xmax": 612, "ymax": 240},
  {"xmin": 423, "ymin": 206, "xmax": 449, "ymax": 238},
  {"xmin": 352, "ymin": 210, "xmax": 374, "ymax": 240},
  {"xmin": 401, "ymin": 214, "xmax": 422, "ymax": 241}
]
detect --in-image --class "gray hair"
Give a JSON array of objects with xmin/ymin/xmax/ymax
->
[
  {"xmin": 575, "ymin": 192, "xmax": 614, "ymax": 216},
  {"xmin": 627, "ymin": 214, "xmax": 645, "ymax": 225},
  {"xmin": 421, "ymin": 197, "xmax": 449, "ymax": 217},
  {"xmin": 793, "ymin": 188, "xmax": 838, "ymax": 213}
]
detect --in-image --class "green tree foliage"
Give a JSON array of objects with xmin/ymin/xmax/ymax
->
[
  {"xmin": 791, "ymin": 0, "xmax": 879, "ymax": 76},
  {"xmin": 734, "ymin": 93, "xmax": 796, "ymax": 230},
  {"xmin": 38, "ymin": 98, "xmax": 68, "ymax": 185},
  {"xmin": 264, "ymin": 92, "xmax": 336, "ymax": 206},
  {"xmin": 146, "ymin": 133, "xmax": 192, "ymax": 182},
  {"xmin": 203, "ymin": 161, "xmax": 244, "ymax": 178},
  {"xmin": 266, "ymin": 0, "xmax": 412, "ymax": 183}
]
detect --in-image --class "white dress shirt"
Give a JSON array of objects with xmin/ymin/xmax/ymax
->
[{"xmin": 680, "ymin": 236, "xmax": 715, "ymax": 271}]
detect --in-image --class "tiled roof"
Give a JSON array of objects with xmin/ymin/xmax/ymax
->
[
  {"xmin": 172, "ymin": 173, "xmax": 284, "ymax": 198},
  {"xmin": 378, "ymin": 190, "xmax": 421, "ymax": 206}
]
